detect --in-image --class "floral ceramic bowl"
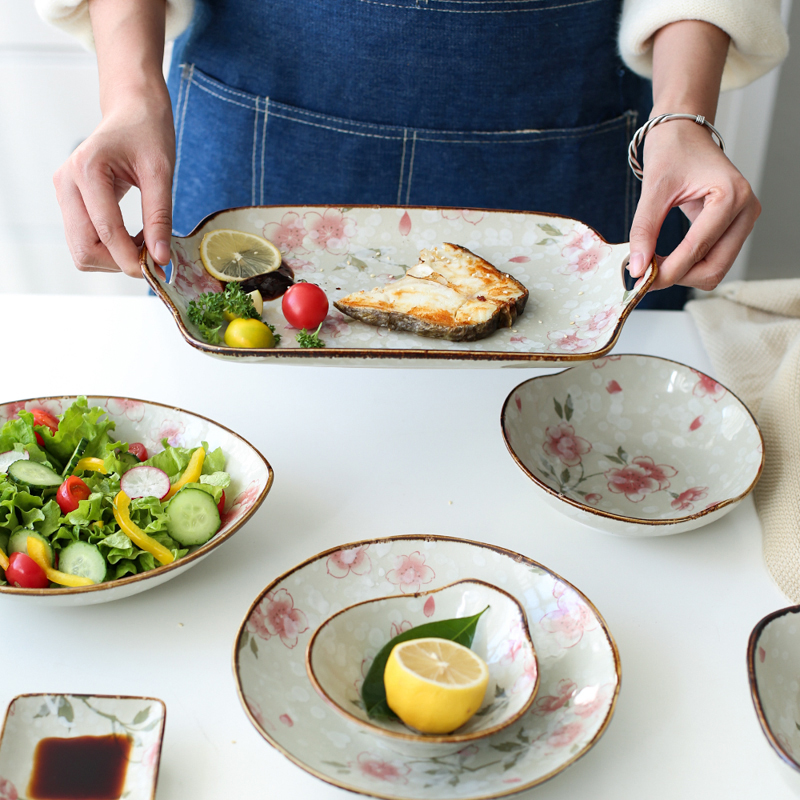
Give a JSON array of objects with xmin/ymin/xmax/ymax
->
[
  {"xmin": 0, "ymin": 396, "xmax": 273, "ymax": 606},
  {"xmin": 0, "ymin": 694, "xmax": 166, "ymax": 800},
  {"xmin": 748, "ymin": 605, "xmax": 800, "ymax": 787},
  {"xmin": 234, "ymin": 535, "xmax": 620, "ymax": 800},
  {"xmin": 502, "ymin": 354, "xmax": 764, "ymax": 536},
  {"xmin": 141, "ymin": 204, "xmax": 656, "ymax": 368},
  {"xmin": 306, "ymin": 579, "xmax": 538, "ymax": 757}
]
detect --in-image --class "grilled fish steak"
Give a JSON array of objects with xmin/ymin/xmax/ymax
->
[{"xmin": 333, "ymin": 243, "xmax": 529, "ymax": 341}]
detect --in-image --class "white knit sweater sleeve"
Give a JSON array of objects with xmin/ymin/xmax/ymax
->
[
  {"xmin": 34, "ymin": 0, "xmax": 195, "ymax": 51},
  {"xmin": 619, "ymin": 0, "xmax": 789, "ymax": 91}
]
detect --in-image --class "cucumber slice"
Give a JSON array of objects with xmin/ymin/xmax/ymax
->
[
  {"xmin": 0, "ymin": 450, "xmax": 28, "ymax": 474},
  {"xmin": 7, "ymin": 460, "xmax": 63, "ymax": 488},
  {"xmin": 166, "ymin": 487, "xmax": 221, "ymax": 546},
  {"xmin": 62, "ymin": 437, "xmax": 90, "ymax": 477},
  {"xmin": 58, "ymin": 541, "xmax": 107, "ymax": 583},
  {"xmin": 8, "ymin": 530, "xmax": 54, "ymax": 564}
]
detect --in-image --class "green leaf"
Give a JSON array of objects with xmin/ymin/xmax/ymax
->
[
  {"xmin": 553, "ymin": 398, "xmax": 563, "ymax": 419},
  {"xmin": 362, "ymin": 607, "xmax": 489, "ymax": 720},
  {"xmin": 617, "ymin": 446, "xmax": 627, "ymax": 462},
  {"xmin": 57, "ymin": 697, "xmax": 74, "ymax": 723},
  {"xmin": 296, "ymin": 323, "xmax": 326, "ymax": 349},
  {"xmin": 536, "ymin": 238, "xmax": 556, "ymax": 246},
  {"xmin": 560, "ymin": 468, "xmax": 570, "ymax": 485},
  {"xmin": 491, "ymin": 741, "xmax": 522, "ymax": 752},
  {"xmin": 250, "ymin": 637, "xmax": 259, "ymax": 658},
  {"xmin": 239, "ymin": 631, "xmax": 250, "ymax": 652},
  {"xmin": 538, "ymin": 223, "xmax": 562, "ymax": 236},
  {"xmin": 133, "ymin": 707, "xmax": 151, "ymax": 725},
  {"xmin": 565, "ymin": 394, "xmax": 574, "ymax": 421},
  {"xmin": 605, "ymin": 455, "xmax": 625, "ymax": 465}
]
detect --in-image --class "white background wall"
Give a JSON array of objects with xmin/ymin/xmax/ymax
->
[{"xmin": 0, "ymin": 0, "xmax": 795, "ymax": 294}]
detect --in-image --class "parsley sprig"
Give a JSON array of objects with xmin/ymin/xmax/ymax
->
[
  {"xmin": 296, "ymin": 323, "xmax": 325, "ymax": 348},
  {"xmin": 187, "ymin": 283, "xmax": 264, "ymax": 344}
]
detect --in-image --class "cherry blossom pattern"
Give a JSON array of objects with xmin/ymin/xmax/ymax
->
[
  {"xmin": 142, "ymin": 742, "xmax": 161, "ymax": 770},
  {"xmin": 605, "ymin": 454, "xmax": 678, "ymax": 503},
  {"xmin": 386, "ymin": 551, "xmax": 435, "ymax": 594},
  {"xmin": 690, "ymin": 415, "xmax": 704, "ymax": 431},
  {"xmin": 440, "ymin": 209, "xmax": 485, "ymax": 225},
  {"xmin": 533, "ymin": 679, "xmax": 578, "ymax": 715},
  {"xmin": 592, "ymin": 355, "xmax": 622, "ymax": 369},
  {"xmin": 539, "ymin": 584, "xmax": 598, "ymax": 648},
  {"xmin": 221, "ymin": 481, "xmax": 261, "ymax": 529},
  {"xmin": 546, "ymin": 720, "xmax": 584, "ymax": 748},
  {"xmin": 670, "ymin": 486, "xmax": 709, "ymax": 511},
  {"xmin": 390, "ymin": 620, "xmax": 413, "ymax": 639},
  {"xmin": 423, "ymin": 595, "xmax": 436, "ymax": 617},
  {"xmin": 0, "ymin": 778, "xmax": 17, "ymax": 800},
  {"xmin": 558, "ymin": 228, "xmax": 611, "ymax": 280},
  {"xmin": 326, "ymin": 546, "xmax": 371, "ymax": 578},
  {"xmin": 544, "ymin": 422, "xmax": 592, "ymax": 468},
  {"xmin": 758, "ymin": 646, "xmax": 766, "ymax": 663},
  {"xmin": 303, "ymin": 208, "xmax": 355, "ymax": 255},
  {"xmin": 352, "ymin": 752, "xmax": 410, "ymax": 784},
  {"xmin": 547, "ymin": 329, "xmax": 594, "ymax": 353},
  {"xmin": 245, "ymin": 697, "xmax": 275, "ymax": 732},
  {"xmin": 399, "ymin": 211, "xmax": 412, "ymax": 236},
  {"xmin": 572, "ymin": 683, "xmax": 612, "ymax": 718},
  {"xmin": 606, "ymin": 380, "xmax": 622, "ymax": 394},
  {"xmin": 692, "ymin": 370, "xmax": 727, "ymax": 402},
  {"xmin": 172, "ymin": 242, "xmax": 223, "ymax": 303},
  {"xmin": 279, "ymin": 714, "xmax": 294, "ymax": 727},
  {"xmin": 106, "ymin": 398, "xmax": 145, "ymax": 422},
  {"xmin": 515, "ymin": 394, "xmax": 522, "ymax": 412},
  {"xmin": 264, "ymin": 212, "xmax": 309, "ymax": 254},
  {"xmin": 576, "ymin": 305, "xmax": 621, "ymax": 341},
  {"xmin": 153, "ymin": 419, "xmax": 185, "ymax": 447},
  {"xmin": 511, "ymin": 650, "xmax": 539, "ymax": 694},
  {"xmin": 247, "ymin": 588, "xmax": 309, "ymax": 648},
  {"xmin": 584, "ymin": 493, "xmax": 602, "ymax": 504}
]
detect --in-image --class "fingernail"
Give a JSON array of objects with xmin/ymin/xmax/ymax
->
[
  {"xmin": 154, "ymin": 240, "xmax": 171, "ymax": 265},
  {"xmin": 628, "ymin": 252, "xmax": 644, "ymax": 277}
]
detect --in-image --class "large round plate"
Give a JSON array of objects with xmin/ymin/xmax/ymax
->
[{"xmin": 234, "ymin": 535, "xmax": 620, "ymax": 799}]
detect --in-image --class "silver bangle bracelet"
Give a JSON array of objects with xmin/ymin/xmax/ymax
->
[{"xmin": 627, "ymin": 113, "xmax": 726, "ymax": 181}]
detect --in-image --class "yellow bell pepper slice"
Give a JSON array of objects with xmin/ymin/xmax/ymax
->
[
  {"xmin": 27, "ymin": 536, "xmax": 94, "ymax": 587},
  {"xmin": 75, "ymin": 457, "xmax": 107, "ymax": 473},
  {"xmin": 164, "ymin": 447, "xmax": 205, "ymax": 500},
  {"xmin": 112, "ymin": 491, "xmax": 174, "ymax": 565},
  {"xmin": 0, "ymin": 547, "xmax": 8, "ymax": 571}
]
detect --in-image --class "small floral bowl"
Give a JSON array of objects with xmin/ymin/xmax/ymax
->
[
  {"xmin": 305, "ymin": 579, "xmax": 538, "ymax": 757},
  {"xmin": 501, "ymin": 354, "xmax": 764, "ymax": 536},
  {"xmin": 0, "ymin": 694, "xmax": 166, "ymax": 800},
  {"xmin": 748, "ymin": 606, "xmax": 800, "ymax": 789}
]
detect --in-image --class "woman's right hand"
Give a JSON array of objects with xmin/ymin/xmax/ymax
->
[{"xmin": 53, "ymin": 87, "xmax": 175, "ymax": 278}]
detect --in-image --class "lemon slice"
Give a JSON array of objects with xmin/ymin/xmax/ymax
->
[
  {"xmin": 383, "ymin": 638, "xmax": 489, "ymax": 734},
  {"xmin": 199, "ymin": 229, "xmax": 281, "ymax": 282}
]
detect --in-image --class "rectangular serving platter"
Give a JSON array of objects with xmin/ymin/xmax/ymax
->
[{"xmin": 141, "ymin": 204, "xmax": 655, "ymax": 368}]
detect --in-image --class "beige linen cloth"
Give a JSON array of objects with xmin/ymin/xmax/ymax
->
[{"xmin": 686, "ymin": 279, "xmax": 800, "ymax": 602}]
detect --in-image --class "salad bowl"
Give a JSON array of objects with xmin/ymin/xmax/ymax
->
[
  {"xmin": 234, "ymin": 534, "xmax": 620, "ymax": 800},
  {"xmin": 0, "ymin": 693, "xmax": 166, "ymax": 800},
  {"xmin": 501, "ymin": 354, "xmax": 764, "ymax": 536},
  {"xmin": 306, "ymin": 579, "xmax": 538, "ymax": 757},
  {"xmin": 0, "ymin": 395, "xmax": 273, "ymax": 606},
  {"xmin": 748, "ymin": 605, "xmax": 800, "ymax": 788},
  {"xmin": 141, "ymin": 203, "xmax": 656, "ymax": 368}
]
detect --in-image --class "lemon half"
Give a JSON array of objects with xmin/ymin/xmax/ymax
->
[
  {"xmin": 200, "ymin": 229, "xmax": 281, "ymax": 282},
  {"xmin": 383, "ymin": 638, "xmax": 489, "ymax": 734}
]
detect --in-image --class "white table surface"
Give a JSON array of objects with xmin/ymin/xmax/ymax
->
[{"xmin": 0, "ymin": 295, "xmax": 794, "ymax": 799}]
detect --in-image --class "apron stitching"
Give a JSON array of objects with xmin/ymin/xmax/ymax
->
[
  {"xmin": 173, "ymin": 64, "xmax": 195, "ymax": 212},
  {"xmin": 251, "ymin": 97, "xmax": 260, "ymax": 206},
  {"xmin": 261, "ymin": 99, "xmax": 269, "ymax": 205},
  {"xmin": 192, "ymin": 70, "xmax": 259, "ymax": 103},
  {"xmin": 267, "ymin": 110, "xmax": 403, "ymax": 140},
  {"xmin": 355, "ymin": 0, "xmax": 603, "ymax": 13},
  {"xmin": 192, "ymin": 80, "xmax": 256, "ymax": 112},
  {"xmin": 397, "ymin": 129, "xmax": 408, "ymax": 205},
  {"xmin": 405, "ymin": 132, "xmax": 418, "ymax": 205}
]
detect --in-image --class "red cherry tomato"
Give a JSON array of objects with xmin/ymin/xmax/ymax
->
[
  {"xmin": 30, "ymin": 408, "xmax": 59, "ymax": 434},
  {"xmin": 217, "ymin": 490, "xmax": 226, "ymax": 516},
  {"xmin": 282, "ymin": 282, "xmax": 329, "ymax": 330},
  {"xmin": 5, "ymin": 552, "xmax": 49, "ymax": 589},
  {"xmin": 34, "ymin": 431, "xmax": 44, "ymax": 447},
  {"xmin": 56, "ymin": 476, "xmax": 92, "ymax": 514},
  {"xmin": 128, "ymin": 442, "xmax": 149, "ymax": 461}
]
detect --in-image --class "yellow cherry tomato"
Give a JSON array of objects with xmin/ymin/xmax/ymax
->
[{"xmin": 224, "ymin": 318, "xmax": 275, "ymax": 349}]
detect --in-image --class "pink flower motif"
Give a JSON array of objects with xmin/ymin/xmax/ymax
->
[
  {"xmin": 303, "ymin": 208, "xmax": 355, "ymax": 255},
  {"xmin": 456, "ymin": 745, "xmax": 479, "ymax": 759},
  {"xmin": 2, "ymin": 401, "xmax": 27, "ymax": 420},
  {"xmin": 543, "ymin": 422, "xmax": 592, "ymax": 467},
  {"xmin": 221, "ymin": 481, "xmax": 260, "ymax": 528},
  {"xmin": 606, "ymin": 380, "xmax": 622, "ymax": 394},
  {"xmin": 689, "ymin": 415, "xmax": 704, "ymax": 431},
  {"xmin": 671, "ymin": 486, "xmax": 709, "ymax": 512},
  {"xmin": 390, "ymin": 620, "xmax": 413, "ymax": 639},
  {"xmin": 508, "ymin": 256, "xmax": 530, "ymax": 263},
  {"xmin": 547, "ymin": 721, "xmax": 583, "ymax": 748},
  {"xmin": 155, "ymin": 420, "xmax": 185, "ymax": 447},
  {"xmin": 573, "ymin": 684, "xmax": 611, "ymax": 718},
  {"xmin": 0, "ymin": 778, "xmax": 17, "ymax": 800},
  {"xmin": 106, "ymin": 398, "xmax": 145, "ymax": 422},
  {"xmin": 633, "ymin": 456, "xmax": 678, "ymax": 490},
  {"xmin": 279, "ymin": 714, "xmax": 294, "ymax": 727},
  {"xmin": 512, "ymin": 651, "xmax": 539, "ymax": 694},
  {"xmin": 265, "ymin": 212, "xmax": 308, "ymax": 254},
  {"xmin": 353, "ymin": 753, "xmax": 410, "ymax": 784},
  {"xmin": 605, "ymin": 456, "xmax": 676, "ymax": 502},
  {"xmin": 692, "ymin": 371, "xmax": 726, "ymax": 402},
  {"xmin": 399, "ymin": 211, "xmax": 412, "ymax": 236},
  {"xmin": 423, "ymin": 595, "xmax": 436, "ymax": 617},
  {"xmin": 514, "ymin": 394, "xmax": 522, "ymax": 412},
  {"xmin": 245, "ymin": 697, "xmax": 275, "ymax": 731},
  {"xmin": 172, "ymin": 243, "xmax": 223, "ymax": 302},
  {"xmin": 540, "ymin": 591, "xmax": 597, "ymax": 648},
  {"xmin": 386, "ymin": 551, "xmax": 435, "ymax": 594},
  {"xmin": 326, "ymin": 546, "xmax": 371, "ymax": 578},
  {"xmin": 283, "ymin": 256, "xmax": 314, "ymax": 274},
  {"xmin": 321, "ymin": 316, "xmax": 351, "ymax": 338},
  {"xmin": 592, "ymin": 356, "xmax": 622, "ymax": 369},
  {"xmin": 509, "ymin": 335, "xmax": 530, "ymax": 344},
  {"xmin": 758, "ymin": 646, "xmax": 766, "ymax": 663},
  {"xmin": 440, "ymin": 209, "xmax": 485, "ymax": 225},
  {"xmin": 548, "ymin": 330, "xmax": 594, "ymax": 352},
  {"xmin": 533, "ymin": 680, "xmax": 577, "ymax": 715},
  {"xmin": 247, "ymin": 588, "xmax": 309, "ymax": 648},
  {"xmin": 559, "ymin": 229, "xmax": 611, "ymax": 279},
  {"xmin": 582, "ymin": 306, "xmax": 619, "ymax": 336},
  {"xmin": 584, "ymin": 493, "xmax": 602, "ymax": 504},
  {"xmin": 142, "ymin": 742, "xmax": 160, "ymax": 770}
]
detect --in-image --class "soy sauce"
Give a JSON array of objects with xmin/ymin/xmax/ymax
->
[{"xmin": 28, "ymin": 734, "xmax": 132, "ymax": 800}]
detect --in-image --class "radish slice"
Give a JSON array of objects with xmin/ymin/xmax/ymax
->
[
  {"xmin": 120, "ymin": 465, "xmax": 171, "ymax": 500},
  {"xmin": 0, "ymin": 450, "xmax": 29, "ymax": 474}
]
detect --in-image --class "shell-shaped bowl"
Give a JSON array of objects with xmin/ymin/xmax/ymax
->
[
  {"xmin": 0, "ymin": 395, "xmax": 273, "ymax": 605},
  {"xmin": 306, "ymin": 578, "xmax": 538, "ymax": 757},
  {"xmin": 502, "ymin": 354, "xmax": 763, "ymax": 536}
]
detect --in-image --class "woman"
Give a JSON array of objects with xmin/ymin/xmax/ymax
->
[{"xmin": 38, "ymin": 0, "xmax": 788, "ymax": 307}]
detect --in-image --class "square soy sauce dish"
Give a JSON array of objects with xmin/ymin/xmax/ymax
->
[{"xmin": 0, "ymin": 694, "xmax": 165, "ymax": 800}]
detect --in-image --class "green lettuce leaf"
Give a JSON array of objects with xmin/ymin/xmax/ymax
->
[{"xmin": 37, "ymin": 397, "xmax": 116, "ymax": 466}]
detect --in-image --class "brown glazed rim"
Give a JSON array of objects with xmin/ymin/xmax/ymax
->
[
  {"xmin": 0, "ymin": 693, "xmax": 167, "ymax": 800},
  {"xmin": 747, "ymin": 605, "xmax": 800, "ymax": 773},
  {"xmin": 304, "ymin": 577, "xmax": 539, "ymax": 745},
  {"xmin": 500, "ymin": 353, "xmax": 766, "ymax": 528},
  {"xmin": 0, "ymin": 395, "xmax": 274, "ymax": 598},
  {"xmin": 139, "ymin": 203, "xmax": 657, "ymax": 363},
  {"xmin": 232, "ymin": 533, "xmax": 622, "ymax": 800}
]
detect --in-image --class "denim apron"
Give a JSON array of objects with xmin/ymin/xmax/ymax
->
[{"xmin": 166, "ymin": 0, "xmax": 688, "ymax": 308}]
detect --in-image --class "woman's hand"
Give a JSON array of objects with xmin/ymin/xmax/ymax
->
[{"xmin": 54, "ymin": 90, "xmax": 175, "ymax": 277}]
